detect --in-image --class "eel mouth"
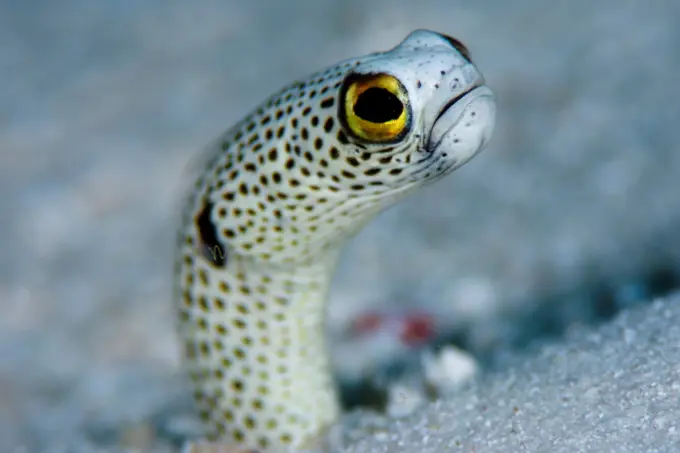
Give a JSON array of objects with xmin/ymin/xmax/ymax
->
[
  {"xmin": 423, "ymin": 85, "xmax": 496, "ymax": 174},
  {"xmin": 427, "ymin": 84, "xmax": 494, "ymax": 152},
  {"xmin": 434, "ymin": 82, "xmax": 483, "ymax": 124},
  {"xmin": 404, "ymin": 85, "xmax": 495, "ymax": 186}
]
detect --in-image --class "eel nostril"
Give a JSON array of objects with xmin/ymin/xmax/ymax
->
[{"xmin": 438, "ymin": 33, "xmax": 472, "ymax": 61}]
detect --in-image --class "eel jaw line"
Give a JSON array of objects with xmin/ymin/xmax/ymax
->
[{"xmin": 427, "ymin": 85, "xmax": 496, "ymax": 172}]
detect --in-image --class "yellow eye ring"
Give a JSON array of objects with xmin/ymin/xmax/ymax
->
[{"xmin": 339, "ymin": 73, "xmax": 411, "ymax": 143}]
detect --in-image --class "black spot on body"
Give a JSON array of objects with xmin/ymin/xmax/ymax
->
[
  {"xmin": 272, "ymin": 172, "xmax": 282, "ymax": 184},
  {"xmin": 337, "ymin": 130, "xmax": 349, "ymax": 144},
  {"xmin": 195, "ymin": 201, "xmax": 226, "ymax": 267},
  {"xmin": 346, "ymin": 157, "xmax": 360, "ymax": 167},
  {"xmin": 320, "ymin": 97, "xmax": 335, "ymax": 109},
  {"xmin": 323, "ymin": 117, "xmax": 334, "ymax": 133}
]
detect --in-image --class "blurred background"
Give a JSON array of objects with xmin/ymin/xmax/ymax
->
[{"xmin": 1, "ymin": 0, "xmax": 679, "ymax": 451}]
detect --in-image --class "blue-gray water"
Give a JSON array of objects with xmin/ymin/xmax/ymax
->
[{"xmin": 1, "ymin": 1, "xmax": 679, "ymax": 451}]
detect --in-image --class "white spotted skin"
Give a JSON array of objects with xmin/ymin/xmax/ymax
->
[{"xmin": 174, "ymin": 29, "xmax": 495, "ymax": 452}]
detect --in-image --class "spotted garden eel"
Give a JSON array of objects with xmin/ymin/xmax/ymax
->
[{"xmin": 174, "ymin": 29, "xmax": 496, "ymax": 452}]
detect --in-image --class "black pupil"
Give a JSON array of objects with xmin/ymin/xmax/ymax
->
[{"xmin": 353, "ymin": 87, "xmax": 403, "ymax": 123}]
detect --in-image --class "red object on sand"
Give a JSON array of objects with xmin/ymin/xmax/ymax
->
[
  {"xmin": 351, "ymin": 310, "xmax": 436, "ymax": 347},
  {"xmin": 399, "ymin": 312, "xmax": 435, "ymax": 346}
]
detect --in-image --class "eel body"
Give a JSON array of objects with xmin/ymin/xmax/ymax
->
[{"xmin": 174, "ymin": 29, "xmax": 495, "ymax": 452}]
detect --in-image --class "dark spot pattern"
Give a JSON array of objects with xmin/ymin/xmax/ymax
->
[{"xmin": 175, "ymin": 29, "xmax": 488, "ymax": 451}]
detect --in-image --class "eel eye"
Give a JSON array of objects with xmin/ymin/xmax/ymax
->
[{"xmin": 340, "ymin": 73, "xmax": 411, "ymax": 143}]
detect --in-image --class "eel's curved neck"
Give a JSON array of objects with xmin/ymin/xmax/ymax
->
[{"xmin": 177, "ymin": 249, "xmax": 342, "ymax": 451}]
